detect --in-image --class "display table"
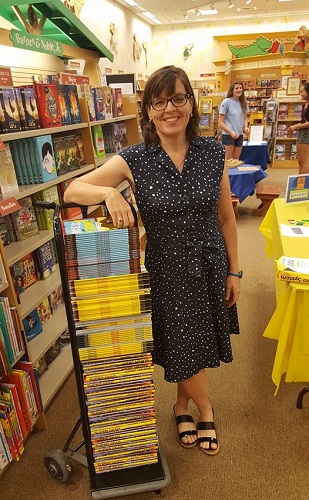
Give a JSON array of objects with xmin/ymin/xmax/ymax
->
[
  {"xmin": 228, "ymin": 166, "xmax": 267, "ymax": 203},
  {"xmin": 259, "ymin": 198, "xmax": 309, "ymax": 394},
  {"xmin": 240, "ymin": 141, "xmax": 270, "ymax": 170}
]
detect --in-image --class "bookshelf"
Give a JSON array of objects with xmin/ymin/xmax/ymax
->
[{"xmin": 272, "ymin": 99, "xmax": 304, "ymax": 168}]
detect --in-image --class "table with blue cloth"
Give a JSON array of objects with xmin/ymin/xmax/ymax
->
[
  {"xmin": 228, "ymin": 165, "xmax": 268, "ymax": 203},
  {"xmin": 240, "ymin": 141, "xmax": 270, "ymax": 170}
]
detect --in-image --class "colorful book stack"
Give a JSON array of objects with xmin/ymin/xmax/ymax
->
[{"xmin": 62, "ymin": 218, "xmax": 158, "ymax": 474}]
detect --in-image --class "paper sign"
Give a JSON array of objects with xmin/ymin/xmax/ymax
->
[
  {"xmin": 285, "ymin": 174, "xmax": 309, "ymax": 203},
  {"xmin": 249, "ymin": 125, "xmax": 264, "ymax": 144}
]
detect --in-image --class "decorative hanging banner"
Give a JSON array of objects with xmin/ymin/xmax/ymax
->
[{"xmin": 10, "ymin": 29, "xmax": 64, "ymax": 57}]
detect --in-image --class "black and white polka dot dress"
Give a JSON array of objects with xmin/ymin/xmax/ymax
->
[{"xmin": 120, "ymin": 137, "xmax": 239, "ymax": 383}]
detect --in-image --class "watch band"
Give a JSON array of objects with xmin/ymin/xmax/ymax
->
[{"xmin": 228, "ymin": 270, "xmax": 243, "ymax": 278}]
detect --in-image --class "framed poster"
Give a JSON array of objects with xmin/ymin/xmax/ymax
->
[
  {"xmin": 287, "ymin": 77, "xmax": 301, "ymax": 96},
  {"xmin": 274, "ymin": 89, "xmax": 287, "ymax": 98},
  {"xmin": 281, "ymin": 75, "xmax": 291, "ymax": 90}
]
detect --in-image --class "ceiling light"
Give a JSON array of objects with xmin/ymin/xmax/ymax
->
[
  {"xmin": 195, "ymin": 8, "xmax": 201, "ymax": 16},
  {"xmin": 183, "ymin": 11, "xmax": 189, "ymax": 19},
  {"xmin": 245, "ymin": 0, "xmax": 251, "ymax": 3},
  {"xmin": 200, "ymin": 8, "xmax": 219, "ymax": 14},
  {"xmin": 123, "ymin": 0, "xmax": 138, "ymax": 5},
  {"xmin": 143, "ymin": 11, "xmax": 156, "ymax": 19},
  {"xmin": 229, "ymin": 1, "xmax": 234, "ymax": 7}
]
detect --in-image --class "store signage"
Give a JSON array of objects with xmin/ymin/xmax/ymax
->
[
  {"xmin": 0, "ymin": 67, "xmax": 13, "ymax": 86},
  {"xmin": 10, "ymin": 29, "xmax": 64, "ymax": 57},
  {"xmin": 285, "ymin": 174, "xmax": 309, "ymax": 204},
  {"xmin": 59, "ymin": 73, "xmax": 89, "ymax": 85},
  {"xmin": 0, "ymin": 197, "xmax": 21, "ymax": 216},
  {"xmin": 232, "ymin": 57, "xmax": 307, "ymax": 71}
]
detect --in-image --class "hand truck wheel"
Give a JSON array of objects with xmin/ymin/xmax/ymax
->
[{"xmin": 44, "ymin": 449, "xmax": 72, "ymax": 483}]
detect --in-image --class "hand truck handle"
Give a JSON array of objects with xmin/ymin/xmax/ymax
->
[{"xmin": 32, "ymin": 200, "xmax": 138, "ymax": 227}]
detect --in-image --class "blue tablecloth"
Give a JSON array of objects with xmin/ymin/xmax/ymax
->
[
  {"xmin": 240, "ymin": 141, "xmax": 270, "ymax": 170},
  {"xmin": 228, "ymin": 165, "xmax": 268, "ymax": 203}
]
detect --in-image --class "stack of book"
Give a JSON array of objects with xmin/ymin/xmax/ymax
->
[{"xmin": 62, "ymin": 217, "xmax": 158, "ymax": 473}]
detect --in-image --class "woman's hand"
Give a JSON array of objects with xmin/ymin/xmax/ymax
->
[
  {"xmin": 230, "ymin": 131, "xmax": 239, "ymax": 140},
  {"xmin": 225, "ymin": 275, "xmax": 241, "ymax": 307},
  {"xmin": 104, "ymin": 188, "xmax": 135, "ymax": 228}
]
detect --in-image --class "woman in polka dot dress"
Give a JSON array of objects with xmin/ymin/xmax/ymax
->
[{"xmin": 64, "ymin": 65, "xmax": 241, "ymax": 456}]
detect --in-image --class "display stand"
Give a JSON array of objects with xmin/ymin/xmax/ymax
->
[{"xmin": 37, "ymin": 201, "xmax": 170, "ymax": 498}]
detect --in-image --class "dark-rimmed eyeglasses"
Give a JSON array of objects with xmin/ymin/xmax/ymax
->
[{"xmin": 150, "ymin": 93, "xmax": 191, "ymax": 111}]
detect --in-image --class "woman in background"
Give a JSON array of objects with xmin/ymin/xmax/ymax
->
[
  {"xmin": 218, "ymin": 82, "xmax": 249, "ymax": 160},
  {"xmin": 288, "ymin": 82, "xmax": 309, "ymax": 174}
]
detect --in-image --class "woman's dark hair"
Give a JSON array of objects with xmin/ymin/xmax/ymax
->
[
  {"xmin": 302, "ymin": 82, "xmax": 309, "ymax": 95},
  {"xmin": 42, "ymin": 142, "xmax": 53, "ymax": 158},
  {"xmin": 226, "ymin": 81, "xmax": 248, "ymax": 114},
  {"xmin": 140, "ymin": 65, "xmax": 200, "ymax": 146}
]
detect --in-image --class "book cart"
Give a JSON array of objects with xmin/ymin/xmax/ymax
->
[{"xmin": 34, "ymin": 200, "xmax": 170, "ymax": 498}]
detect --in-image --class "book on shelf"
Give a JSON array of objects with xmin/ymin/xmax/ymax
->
[
  {"xmin": 20, "ymin": 86, "xmax": 40, "ymax": 130},
  {"xmin": 0, "ymin": 218, "xmax": 10, "ymax": 247},
  {"xmin": 0, "ymin": 382, "xmax": 28, "ymax": 439},
  {"xmin": 20, "ymin": 138, "xmax": 35, "ymax": 184},
  {"xmin": 0, "ymin": 144, "xmax": 18, "ymax": 195},
  {"xmin": 0, "ymin": 299, "xmax": 18, "ymax": 365},
  {"xmin": 92, "ymin": 124, "xmax": 105, "ymax": 157},
  {"xmin": 10, "ymin": 197, "xmax": 39, "ymax": 241},
  {"xmin": 45, "ymin": 337, "xmax": 61, "ymax": 365},
  {"xmin": 64, "ymin": 134, "xmax": 82, "ymax": 171},
  {"xmin": 0, "ymin": 255, "xmax": 7, "ymax": 286},
  {"xmin": 32, "ymin": 134, "xmax": 57, "ymax": 182},
  {"xmin": 199, "ymin": 115, "xmax": 210, "ymax": 130},
  {"xmin": 52, "ymin": 135, "xmax": 68, "ymax": 175},
  {"xmin": 15, "ymin": 140, "xmax": 29, "ymax": 184},
  {"xmin": 37, "ymin": 297, "xmax": 52, "ymax": 323},
  {"xmin": 92, "ymin": 87, "xmax": 105, "ymax": 121},
  {"xmin": 278, "ymin": 103, "xmax": 288, "ymax": 119},
  {"xmin": 33, "ymin": 184, "xmax": 59, "ymax": 230},
  {"xmin": 35, "ymin": 83, "xmax": 62, "ymax": 128},
  {"xmin": 33, "ymin": 241, "xmax": 56, "ymax": 279},
  {"xmin": 9, "ymin": 252, "xmax": 38, "ymax": 297},
  {"xmin": 14, "ymin": 87, "xmax": 27, "ymax": 130},
  {"xmin": 102, "ymin": 86, "xmax": 113, "ymax": 119},
  {"xmin": 277, "ymin": 123, "xmax": 288, "ymax": 138},
  {"xmin": 76, "ymin": 83, "xmax": 96, "ymax": 121},
  {"xmin": 293, "ymin": 103, "xmax": 302, "ymax": 120},
  {"xmin": 66, "ymin": 84, "xmax": 81, "ymax": 124},
  {"xmin": 274, "ymin": 144, "xmax": 286, "ymax": 160},
  {"xmin": 0, "ymin": 419, "xmax": 12, "ymax": 469},
  {"xmin": 48, "ymin": 285, "xmax": 64, "ymax": 313},
  {"xmin": 0, "ymin": 402, "xmax": 22, "ymax": 461},
  {"xmin": 33, "ymin": 353, "xmax": 48, "ymax": 379},
  {"xmin": 5, "ymin": 369, "xmax": 38, "ymax": 428},
  {"xmin": 56, "ymin": 84, "xmax": 71, "ymax": 126},
  {"xmin": 290, "ymin": 143, "xmax": 298, "ymax": 160},
  {"xmin": 113, "ymin": 122, "xmax": 127, "ymax": 154},
  {"xmin": 112, "ymin": 88, "xmax": 123, "ymax": 117},
  {"xmin": 0, "ymin": 87, "xmax": 21, "ymax": 132},
  {"xmin": 15, "ymin": 361, "xmax": 42, "ymax": 414},
  {"xmin": 0, "ymin": 327, "xmax": 10, "ymax": 378}
]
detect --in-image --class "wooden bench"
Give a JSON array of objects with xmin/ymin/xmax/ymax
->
[
  {"xmin": 255, "ymin": 184, "xmax": 280, "ymax": 216},
  {"xmin": 231, "ymin": 194, "xmax": 240, "ymax": 218}
]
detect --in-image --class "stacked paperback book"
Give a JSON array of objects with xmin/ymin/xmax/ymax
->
[{"xmin": 62, "ymin": 216, "xmax": 158, "ymax": 474}]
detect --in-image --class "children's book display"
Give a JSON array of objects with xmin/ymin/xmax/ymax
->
[{"xmin": 62, "ymin": 215, "xmax": 158, "ymax": 474}]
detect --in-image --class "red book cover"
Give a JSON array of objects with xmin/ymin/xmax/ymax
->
[
  {"xmin": 35, "ymin": 84, "xmax": 62, "ymax": 128},
  {"xmin": 3, "ymin": 371, "xmax": 33, "ymax": 432},
  {"xmin": 0, "ymin": 382, "xmax": 28, "ymax": 439},
  {"xmin": 16, "ymin": 361, "xmax": 42, "ymax": 414}
]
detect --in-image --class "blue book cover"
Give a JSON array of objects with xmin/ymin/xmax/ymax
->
[
  {"xmin": 15, "ymin": 140, "xmax": 29, "ymax": 184},
  {"xmin": 20, "ymin": 139, "xmax": 34, "ymax": 184},
  {"xmin": 20, "ymin": 86, "xmax": 40, "ymax": 130},
  {"xmin": 0, "ymin": 87, "xmax": 21, "ymax": 132},
  {"xmin": 32, "ymin": 135, "xmax": 57, "ymax": 183},
  {"xmin": 92, "ymin": 87, "xmax": 105, "ymax": 121},
  {"xmin": 25, "ymin": 138, "xmax": 39, "ymax": 184},
  {"xmin": 22, "ymin": 308, "xmax": 43, "ymax": 341}
]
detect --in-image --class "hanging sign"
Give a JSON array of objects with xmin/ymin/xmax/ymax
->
[{"xmin": 10, "ymin": 29, "xmax": 64, "ymax": 57}]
